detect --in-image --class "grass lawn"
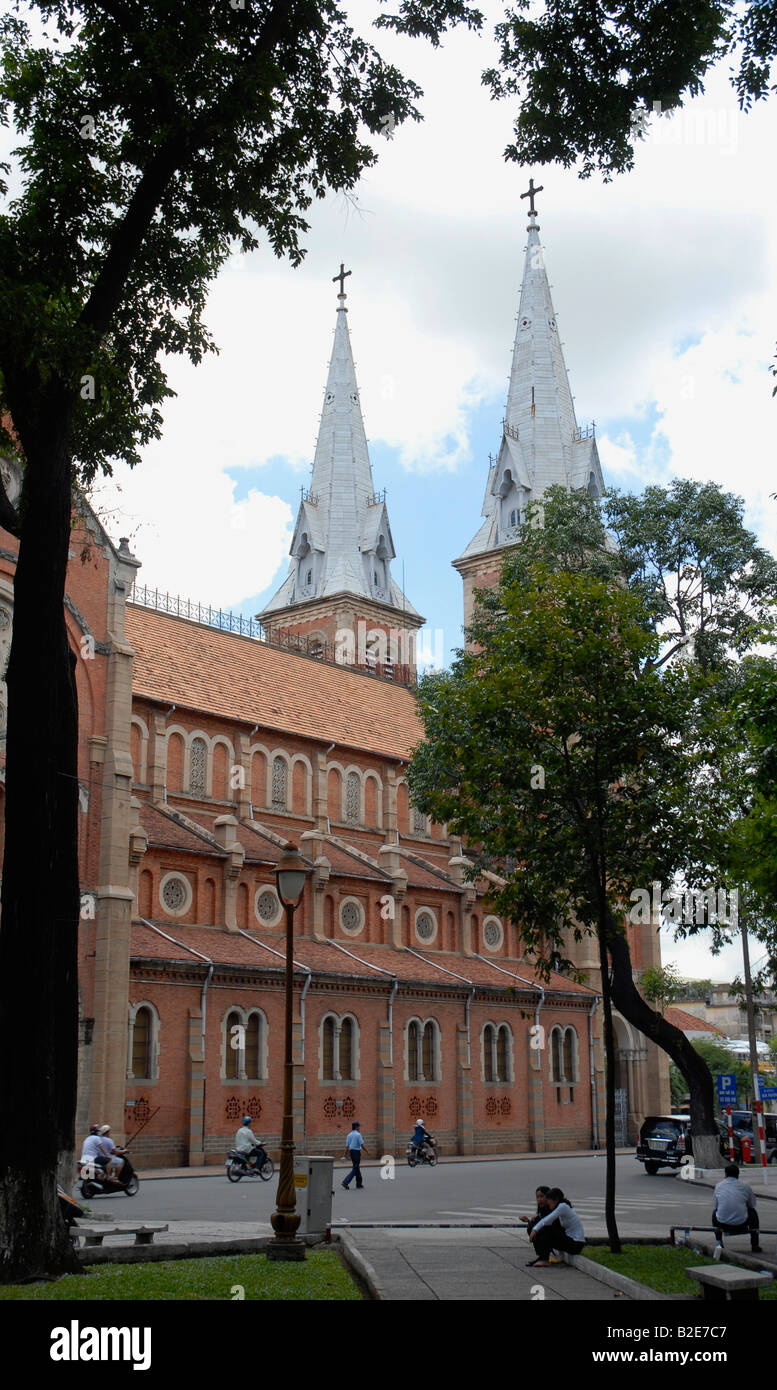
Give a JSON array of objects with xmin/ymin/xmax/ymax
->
[
  {"xmin": 584, "ymin": 1244, "xmax": 777, "ymax": 1298},
  {"xmin": 0, "ymin": 1250, "xmax": 362, "ymax": 1301}
]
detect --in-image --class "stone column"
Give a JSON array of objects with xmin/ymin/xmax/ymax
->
[
  {"xmin": 187, "ymin": 1005, "xmax": 206, "ymax": 1166},
  {"xmin": 377, "ymin": 1010, "xmax": 395, "ymax": 1156},
  {"xmin": 314, "ymin": 749, "xmax": 329, "ymax": 832},
  {"xmin": 149, "ymin": 711, "xmax": 167, "ymax": 802},
  {"xmin": 300, "ymin": 830, "xmax": 330, "ymax": 941},
  {"xmin": 455, "ymin": 1020, "xmax": 474, "ymax": 1155},
  {"xmin": 213, "ymin": 814, "xmax": 245, "ymax": 931},
  {"xmin": 527, "ymin": 1023, "xmax": 546, "ymax": 1152},
  {"xmin": 235, "ymin": 732, "xmax": 252, "ymax": 820}
]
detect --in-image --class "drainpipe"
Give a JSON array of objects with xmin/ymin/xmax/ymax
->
[{"xmin": 588, "ymin": 995, "xmax": 601, "ymax": 1149}]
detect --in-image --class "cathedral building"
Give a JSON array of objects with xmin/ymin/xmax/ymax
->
[{"xmin": 0, "ymin": 196, "xmax": 668, "ymax": 1167}]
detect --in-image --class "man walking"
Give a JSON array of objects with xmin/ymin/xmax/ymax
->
[
  {"xmin": 712, "ymin": 1162, "xmax": 762, "ymax": 1253},
  {"xmin": 342, "ymin": 1121, "xmax": 367, "ymax": 1190}
]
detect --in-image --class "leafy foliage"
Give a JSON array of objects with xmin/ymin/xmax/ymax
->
[
  {"xmin": 482, "ymin": 1, "xmax": 775, "ymax": 179},
  {"xmin": 641, "ymin": 964, "xmax": 685, "ymax": 1014}
]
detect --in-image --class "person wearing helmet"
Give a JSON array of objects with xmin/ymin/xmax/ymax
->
[
  {"xmin": 235, "ymin": 1115, "xmax": 264, "ymax": 1171},
  {"xmin": 410, "ymin": 1118, "xmax": 433, "ymax": 1158},
  {"xmin": 98, "ymin": 1124, "xmax": 126, "ymax": 1183},
  {"xmin": 79, "ymin": 1124, "xmax": 109, "ymax": 1179}
]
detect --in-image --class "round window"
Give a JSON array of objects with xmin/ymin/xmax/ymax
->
[
  {"xmin": 340, "ymin": 898, "xmax": 364, "ymax": 935},
  {"xmin": 415, "ymin": 910, "xmax": 437, "ymax": 944},
  {"xmin": 483, "ymin": 918, "xmax": 504, "ymax": 952},
  {"xmin": 255, "ymin": 887, "xmax": 281, "ymax": 926},
  {"xmin": 160, "ymin": 874, "xmax": 191, "ymax": 916}
]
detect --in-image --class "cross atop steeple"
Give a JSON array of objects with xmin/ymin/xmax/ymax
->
[
  {"xmin": 520, "ymin": 177, "xmax": 543, "ymax": 217},
  {"xmin": 333, "ymin": 262, "xmax": 352, "ymax": 298}
]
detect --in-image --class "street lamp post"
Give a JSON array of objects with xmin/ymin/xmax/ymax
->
[{"xmin": 268, "ymin": 842, "xmax": 310, "ymax": 1262}]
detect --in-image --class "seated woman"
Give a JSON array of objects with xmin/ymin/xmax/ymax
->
[
  {"xmin": 526, "ymin": 1187, "xmax": 585, "ymax": 1267},
  {"xmin": 520, "ymin": 1185, "xmax": 552, "ymax": 1235}
]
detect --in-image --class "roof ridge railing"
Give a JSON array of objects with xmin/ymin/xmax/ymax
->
[{"xmin": 127, "ymin": 583, "xmax": 416, "ymax": 686}]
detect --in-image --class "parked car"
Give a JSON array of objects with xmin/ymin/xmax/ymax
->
[
  {"xmin": 717, "ymin": 1110, "xmax": 777, "ymax": 1163},
  {"xmin": 636, "ymin": 1115, "xmax": 693, "ymax": 1174}
]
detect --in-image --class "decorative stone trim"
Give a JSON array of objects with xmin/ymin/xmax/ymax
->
[
  {"xmin": 255, "ymin": 884, "xmax": 282, "ymax": 928},
  {"xmin": 339, "ymin": 896, "xmax": 365, "ymax": 936},
  {"xmin": 414, "ymin": 907, "xmax": 438, "ymax": 946},
  {"xmin": 159, "ymin": 872, "xmax": 192, "ymax": 918},
  {"xmin": 482, "ymin": 916, "xmax": 504, "ymax": 952}
]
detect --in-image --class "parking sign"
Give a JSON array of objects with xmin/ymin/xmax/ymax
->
[
  {"xmin": 717, "ymin": 1073, "xmax": 738, "ymax": 1106},
  {"xmin": 760, "ymin": 1085, "xmax": 777, "ymax": 1102}
]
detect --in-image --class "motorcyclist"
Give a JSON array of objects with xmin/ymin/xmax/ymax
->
[
  {"xmin": 80, "ymin": 1125, "xmax": 110, "ymax": 1180},
  {"xmin": 410, "ymin": 1120, "xmax": 433, "ymax": 1158},
  {"xmin": 97, "ymin": 1124, "xmax": 126, "ymax": 1183},
  {"xmin": 235, "ymin": 1116, "xmax": 265, "ymax": 1171}
]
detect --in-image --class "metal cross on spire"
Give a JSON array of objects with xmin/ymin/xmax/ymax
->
[
  {"xmin": 333, "ymin": 262, "xmax": 352, "ymax": 297},
  {"xmin": 520, "ymin": 177, "xmax": 544, "ymax": 216}
]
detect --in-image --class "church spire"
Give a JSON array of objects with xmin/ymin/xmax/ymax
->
[
  {"xmin": 258, "ymin": 271, "xmax": 423, "ymax": 677},
  {"xmin": 454, "ymin": 186, "xmax": 604, "ymax": 579}
]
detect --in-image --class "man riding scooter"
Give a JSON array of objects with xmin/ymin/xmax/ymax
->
[
  {"xmin": 410, "ymin": 1119, "xmax": 434, "ymax": 1160},
  {"xmin": 235, "ymin": 1115, "xmax": 266, "ymax": 1172}
]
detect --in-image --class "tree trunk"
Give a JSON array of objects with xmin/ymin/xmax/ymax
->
[
  {"xmin": 596, "ymin": 911, "xmax": 621, "ymax": 1253},
  {"xmin": 607, "ymin": 927, "xmax": 723, "ymax": 1170},
  {"xmin": 0, "ymin": 400, "xmax": 82, "ymax": 1280}
]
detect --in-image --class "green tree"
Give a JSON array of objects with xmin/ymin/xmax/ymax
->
[
  {"xmin": 0, "ymin": 0, "xmax": 485, "ymax": 1283},
  {"xmin": 641, "ymin": 964, "xmax": 685, "ymax": 1015},
  {"xmin": 409, "ymin": 560, "xmax": 705, "ymax": 1252},
  {"xmin": 482, "ymin": 1, "xmax": 777, "ymax": 179}
]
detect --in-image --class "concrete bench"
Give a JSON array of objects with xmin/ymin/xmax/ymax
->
[
  {"xmin": 74, "ymin": 1223, "xmax": 168, "ymax": 1247},
  {"xmin": 686, "ymin": 1265, "xmax": 773, "ymax": 1302}
]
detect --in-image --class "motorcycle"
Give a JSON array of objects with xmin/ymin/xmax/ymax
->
[
  {"xmin": 226, "ymin": 1145, "xmax": 274, "ymax": 1182},
  {"xmin": 78, "ymin": 1149, "xmax": 139, "ymax": 1198},
  {"xmin": 406, "ymin": 1136, "xmax": 438, "ymax": 1168}
]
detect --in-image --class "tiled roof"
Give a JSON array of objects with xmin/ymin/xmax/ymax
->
[
  {"xmin": 129, "ymin": 922, "xmax": 593, "ymax": 995},
  {"xmin": 666, "ymin": 1006, "xmax": 724, "ymax": 1035},
  {"xmin": 398, "ymin": 849, "xmax": 458, "ymax": 892},
  {"xmin": 139, "ymin": 803, "xmax": 226, "ymax": 856},
  {"xmin": 126, "ymin": 604, "xmax": 422, "ymax": 759}
]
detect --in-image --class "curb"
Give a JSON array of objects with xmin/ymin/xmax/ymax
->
[
  {"xmin": 683, "ymin": 1171, "xmax": 777, "ymax": 1202},
  {"xmin": 77, "ymin": 1232, "xmax": 318, "ymax": 1266},
  {"xmin": 563, "ymin": 1251, "xmax": 671, "ymax": 1301},
  {"xmin": 135, "ymin": 1149, "xmax": 632, "ymax": 1181},
  {"xmin": 335, "ymin": 1231, "xmax": 385, "ymax": 1300}
]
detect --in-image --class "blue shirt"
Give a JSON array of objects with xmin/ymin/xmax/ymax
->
[{"xmin": 346, "ymin": 1130, "xmax": 365, "ymax": 1151}]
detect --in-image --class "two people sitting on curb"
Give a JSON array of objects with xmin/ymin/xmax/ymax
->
[{"xmin": 525, "ymin": 1187, "xmax": 585, "ymax": 1267}]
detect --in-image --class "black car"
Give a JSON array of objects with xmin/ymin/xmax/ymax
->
[
  {"xmin": 636, "ymin": 1115, "xmax": 693, "ymax": 1174},
  {"xmin": 717, "ymin": 1111, "xmax": 777, "ymax": 1164}
]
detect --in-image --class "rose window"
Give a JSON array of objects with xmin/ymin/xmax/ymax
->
[
  {"xmin": 162, "ymin": 876, "xmax": 188, "ymax": 913},
  {"xmin": 256, "ymin": 890, "xmax": 279, "ymax": 923},
  {"xmin": 416, "ymin": 912, "xmax": 435, "ymax": 942}
]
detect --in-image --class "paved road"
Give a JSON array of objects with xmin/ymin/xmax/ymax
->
[{"xmin": 72, "ymin": 1153, "xmax": 720, "ymax": 1235}]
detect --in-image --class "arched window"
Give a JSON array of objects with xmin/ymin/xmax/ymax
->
[
  {"xmin": 322, "ymin": 1016, "xmax": 336, "ymax": 1081},
  {"xmin": 496, "ymin": 1025, "xmax": 510, "ymax": 1082},
  {"xmin": 190, "ymin": 737, "xmax": 208, "ymax": 796},
  {"xmin": 563, "ymin": 1027, "xmax": 578, "ymax": 1083},
  {"xmin": 131, "ymin": 1006, "xmax": 152, "ymax": 1078},
  {"xmin": 271, "ymin": 756, "xmax": 287, "ymax": 812},
  {"xmin": 412, "ymin": 806, "xmax": 427, "ymax": 836},
  {"xmin": 422, "ymin": 1021, "xmax": 437, "ymax": 1080},
  {"xmin": 225, "ymin": 1009, "xmax": 242, "ymax": 1081},
  {"xmin": 483, "ymin": 1024, "xmax": 496, "ymax": 1082},
  {"xmin": 340, "ymin": 1017, "xmax": 354, "ymax": 1081},
  {"xmin": 245, "ymin": 1013, "xmax": 261, "ymax": 1081},
  {"xmin": 345, "ymin": 771, "xmax": 360, "ymax": 825},
  {"xmin": 408, "ymin": 1020, "xmax": 421, "ymax": 1082},
  {"xmin": 550, "ymin": 1027, "xmax": 563, "ymax": 1085}
]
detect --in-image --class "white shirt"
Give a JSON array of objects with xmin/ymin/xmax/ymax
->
[
  {"xmin": 532, "ymin": 1202, "xmax": 585, "ymax": 1243},
  {"xmin": 235, "ymin": 1126, "xmax": 259, "ymax": 1153},
  {"xmin": 80, "ymin": 1134, "xmax": 106, "ymax": 1162},
  {"xmin": 713, "ymin": 1177, "xmax": 755, "ymax": 1225}
]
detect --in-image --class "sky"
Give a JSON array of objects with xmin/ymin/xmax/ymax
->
[{"xmin": 45, "ymin": 4, "xmax": 777, "ymax": 983}]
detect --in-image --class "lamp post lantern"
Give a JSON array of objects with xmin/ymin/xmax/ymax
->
[{"xmin": 268, "ymin": 843, "xmax": 310, "ymax": 1261}]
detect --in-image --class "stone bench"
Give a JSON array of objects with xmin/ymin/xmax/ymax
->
[
  {"xmin": 74, "ymin": 1222, "xmax": 168, "ymax": 1247},
  {"xmin": 686, "ymin": 1265, "xmax": 773, "ymax": 1302}
]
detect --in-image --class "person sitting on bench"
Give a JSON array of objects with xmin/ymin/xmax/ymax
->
[{"xmin": 712, "ymin": 1163, "xmax": 762, "ymax": 1253}]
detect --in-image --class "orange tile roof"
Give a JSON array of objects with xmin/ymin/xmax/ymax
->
[
  {"xmin": 126, "ymin": 605, "xmax": 423, "ymax": 760},
  {"xmin": 130, "ymin": 922, "xmax": 593, "ymax": 995},
  {"xmin": 666, "ymin": 1006, "xmax": 724, "ymax": 1035},
  {"xmin": 140, "ymin": 803, "xmax": 227, "ymax": 855}
]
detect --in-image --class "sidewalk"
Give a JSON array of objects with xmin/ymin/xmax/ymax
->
[
  {"xmin": 338, "ymin": 1225, "xmax": 636, "ymax": 1301},
  {"xmin": 136, "ymin": 1148, "xmax": 631, "ymax": 1181}
]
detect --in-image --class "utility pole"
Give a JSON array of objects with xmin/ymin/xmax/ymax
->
[{"xmin": 741, "ymin": 917, "xmax": 765, "ymax": 1168}]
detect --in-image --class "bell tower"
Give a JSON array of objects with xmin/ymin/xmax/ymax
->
[{"xmin": 258, "ymin": 267, "xmax": 424, "ymax": 682}]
